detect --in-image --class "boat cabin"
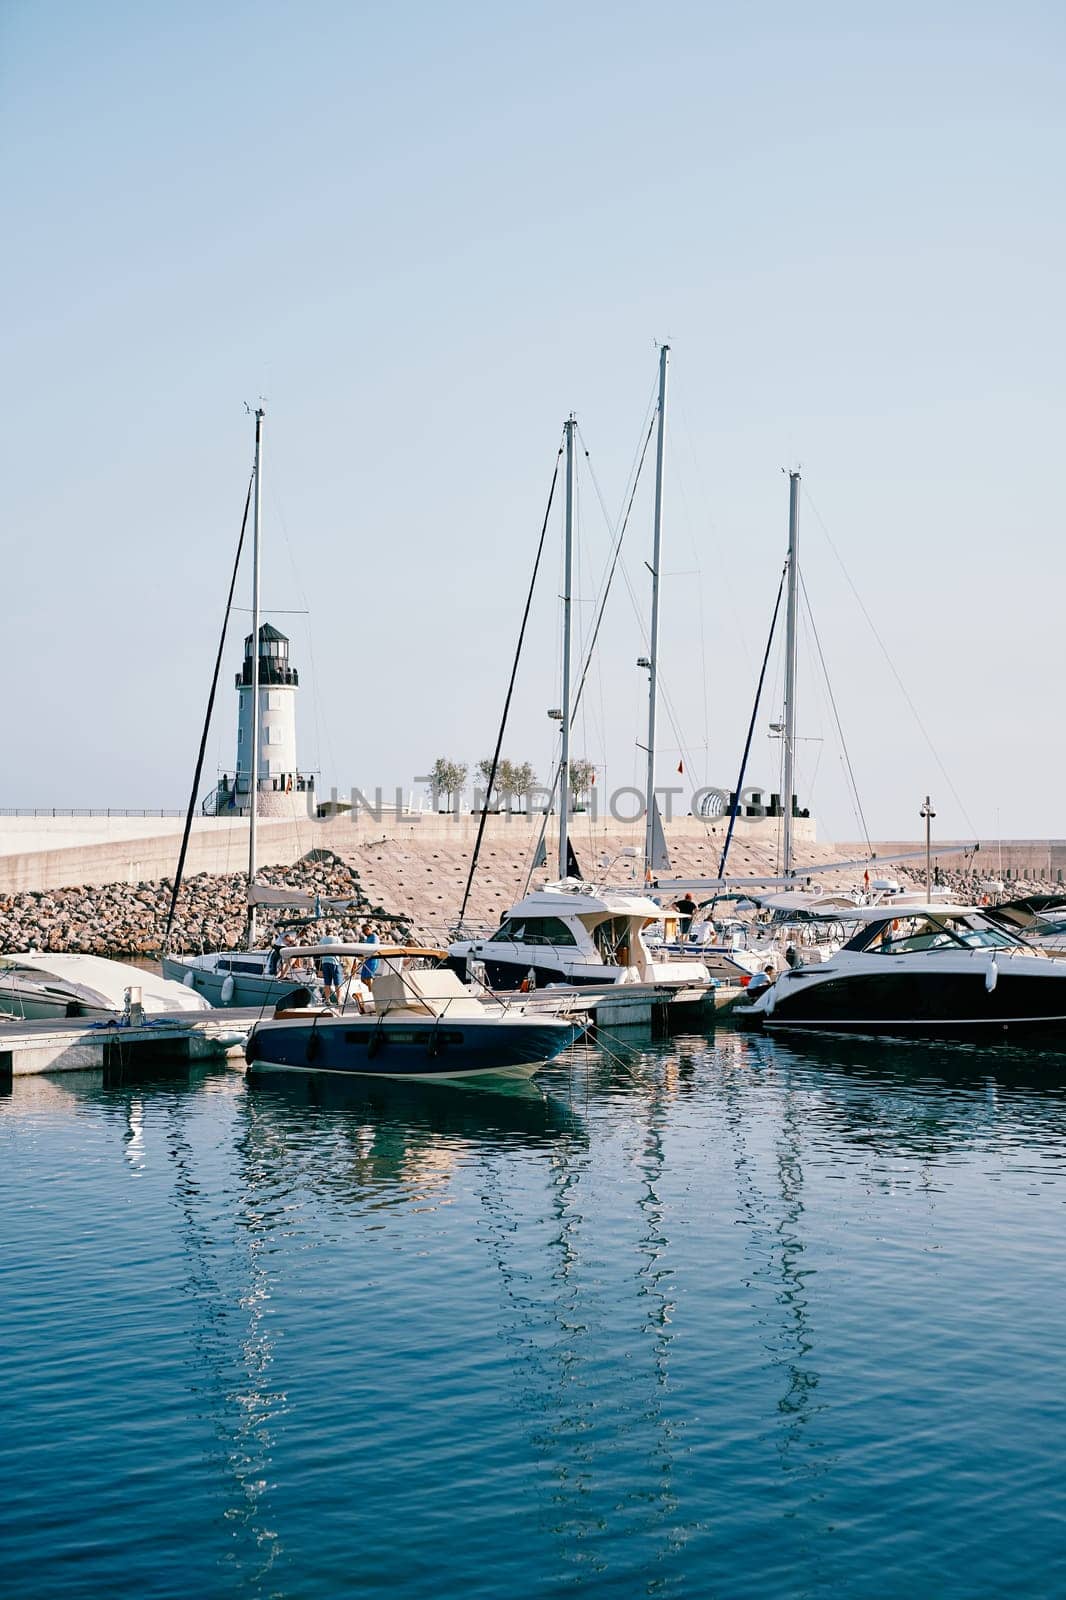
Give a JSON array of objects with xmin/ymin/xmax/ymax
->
[
  {"xmin": 448, "ymin": 881, "xmax": 711, "ymax": 990},
  {"xmin": 842, "ymin": 908, "xmax": 1030, "ymax": 956}
]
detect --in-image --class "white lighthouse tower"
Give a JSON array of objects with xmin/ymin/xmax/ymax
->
[{"xmin": 228, "ymin": 622, "xmax": 310, "ymax": 815}]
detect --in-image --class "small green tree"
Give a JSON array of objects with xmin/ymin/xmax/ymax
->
[
  {"xmin": 491, "ymin": 759, "xmax": 512, "ymax": 811},
  {"xmin": 477, "ymin": 757, "xmax": 500, "ymax": 810},
  {"xmin": 430, "ymin": 756, "xmax": 468, "ymax": 813},
  {"xmin": 510, "ymin": 760, "xmax": 536, "ymax": 811},
  {"xmin": 568, "ymin": 758, "xmax": 596, "ymax": 810}
]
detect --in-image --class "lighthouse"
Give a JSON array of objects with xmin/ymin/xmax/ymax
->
[{"xmin": 225, "ymin": 622, "xmax": 310, "ymax": 815}]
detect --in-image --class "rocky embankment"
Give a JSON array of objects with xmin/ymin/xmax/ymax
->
[
  {"xmin": 898, "ymin": 865, "xmax": 1059, "ymax": 900},
  {"xmin": 0, "ymin": 852, "xmax": 411, "ymax": 959}
]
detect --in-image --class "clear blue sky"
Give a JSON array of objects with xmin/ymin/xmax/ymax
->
[{"xmin": 4, "ymin": 0, "xmax": 1064, "ymax": 840}]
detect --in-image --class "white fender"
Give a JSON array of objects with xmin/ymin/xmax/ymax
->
[
  {"xmin": 985, "ymin": 957, "xmax": 998, "ymax": 994},
  {"xmin": 182, "ymin": 970, "xmax": 195, "ymax": 988},
  {"xmin": 220, "ymin": 974, "xmax": 236, "ymax": 1004}
]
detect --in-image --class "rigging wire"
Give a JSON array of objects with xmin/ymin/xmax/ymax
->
[
  {"xmin": 456, "ymin": 439, "xmax": 564, "ymax": 931},
  {"xmin": 577, "ymin": 429, "xmax": 710, "ymax": 832},
  {"xmin": 802, "ymin": 485, "xmax": 977, "ymax": 835},
  {"xmin": 799, "ymin": 571, "xmax": 872, "ymax": 855},
  {"xmin": 572, "ymin": 415, "xmax": 657, "ymax": 716},
  {"xmin": 794, "ymin": 600, "xmax": 828, "ymax": 813},
  {"xmin": 521, "ymin": 415, "xmax": 659, "ymax": 892},
  {"xmin": 715, "ymin": 563, "xmax": 787, "ymax": 888},
  {"xmin": 164, "ymin": 474, "xmax": 254, "ymax": 948}
]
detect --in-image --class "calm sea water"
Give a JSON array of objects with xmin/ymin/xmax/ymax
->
[{"xmin": 3, "ymin": 1027, "xmax": 1066, "ymax": 1598}]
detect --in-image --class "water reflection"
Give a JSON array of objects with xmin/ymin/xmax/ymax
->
[
  {"xmin": 7, "ymin": 1032, "xmax": 1066, "ymax": 1597},
  {"xmin": 162, "ymin": 1094, "xmax": 286, "ymax": 1593},
  {"xmin": 721, "ymin": 1027, "xmax": 1066, "ymax": 1165},
  {"xmin": 453, "ymin": 1040, "xmax": 700, "ymax": 1589},
  {"xmin": 754, "ymin": 1027, "xmax": 1066, "ymax": 1092},
  {"xmin": 240, "ymin": 1071, "xmax": 588, "ymax": 1209},
  {"xmin": 719, "ymin": 1041, "xmax": 827, "ymax": 1493}
]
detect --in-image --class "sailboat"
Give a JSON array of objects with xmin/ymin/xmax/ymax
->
[
  {"xmin": 448, "ymin": 350, "xmax": 716, "ymax": 1009},
  {"xmin": 653, "ymin": 471, "xmax": 980, "ymax": 989},
  {"xmin": 162, "ymin": 409, "xmax": 359, "ymax": 1010}
]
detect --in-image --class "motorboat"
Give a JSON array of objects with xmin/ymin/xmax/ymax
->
[
  {"xmin": 245, "ymin": 944, "xmax": 584, "ymax": 1079},
  {"xmin": 0, "ymin": 953, "xmax": 211, "ymax": 1021},
  {"xmin": 646, "ymin": 914, "xmax": 775, "ymax": 984},
  {"xmin": 983, "ymin": 894, "xmax": 1066, "ymax": 956},
  {"xmin": 649, "ymin": 890, "xmax": 859, "ymax": 983},
  {"xmin": 161, "ymin": 945, "xmax": 320, "ymax": 1009},
  {"xmin": 737, "ymin": 903, "xmax": 1066, "ymax": 1039},
  {"xmin": 161, "ymin": 876, "xmax": 369, "ymax": 1008},
  {"xmin": 447, "ymin": 880, "xmax": 713, "ymax": 998}
]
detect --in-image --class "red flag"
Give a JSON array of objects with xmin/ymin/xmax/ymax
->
[
  {"xmin": 863, "ymin": 868, "xmax": 870, "ymax": 887},
  {"xmin": 677, "ymin": 759, "xmax": 684, "ymax": 775}
]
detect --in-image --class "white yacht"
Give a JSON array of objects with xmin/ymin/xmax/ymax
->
[
  {"xmin": 649, "ymin": 889, "xmax": 861, "ymax": 982},
  {"xmin": 738, "ymin": 903, "xmax": 1066, "ymax": 1039},
  {"xmin": 0, "ymin": 953, "xmax": 211, "ymax": 1021},
  {"xmin": 448, "ymin": 880, "xmax": 713, "ymax": 995}
]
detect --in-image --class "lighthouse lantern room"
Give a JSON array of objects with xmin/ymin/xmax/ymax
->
[{"xmin": 216, "ymin": 623, "xmax": 312, "ymax": 815}]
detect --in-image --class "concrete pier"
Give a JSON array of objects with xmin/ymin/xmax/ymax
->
[{"xmin": 0, "ymin": 1011, "xmax": 252, "ymax": 1078}]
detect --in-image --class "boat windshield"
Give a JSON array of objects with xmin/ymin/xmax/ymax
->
[
  {"xmin": 488, "ymin": 916, "xmax": 577, "ymax": 947},
  {"xmin": 847, "ymin": 914, "xmax": 1026, "ymax": 955},
  {"xmin": 591, "ymin": 915, "xmax": 635, "ymax": 964}
]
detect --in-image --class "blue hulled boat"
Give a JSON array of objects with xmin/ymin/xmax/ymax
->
[{"xmin": 245, "ymin": 943, "xmax": 583, "ymax": 1080}]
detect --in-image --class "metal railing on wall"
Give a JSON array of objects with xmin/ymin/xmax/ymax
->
[{"xmin": 0, "ymin": 808, "xmax": 186, "ymax": 819}]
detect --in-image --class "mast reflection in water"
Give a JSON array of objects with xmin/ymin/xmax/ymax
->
[{"xmin": 2, "ymin": 1030, "xmax": 1066, "ymax": 1598}]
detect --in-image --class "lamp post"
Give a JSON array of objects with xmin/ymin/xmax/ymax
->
[{"xmin": 920, "ymin": 795, "xmax": 936, "ymax": 900}]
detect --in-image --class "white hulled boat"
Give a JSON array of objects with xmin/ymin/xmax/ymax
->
[
  {"xmin": 738, "ymin": 903, "xmax": 1066, "ymax": 1039},
  {"xmin": 0, "ymin": 953, "xmax": 211, "ymax": 1021},
  {"xmin": 448, "ymin": 879, "xmax": 712, "ymax": 998}
]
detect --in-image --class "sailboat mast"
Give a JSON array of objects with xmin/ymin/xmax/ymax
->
[
  {"xmin": 247, "ymin": 406, "xmax": 264, "ymax": 949},
  {"xmin": 643, "ymin": 343, "xmax": 670, "ymax": 876},
  {"xmin": 782, "ymin": 468, "xmax": 800, "ymax": 879},
  {"xmin": 558, "ymin": 414, "xmax": 575, "ymax": 879}
]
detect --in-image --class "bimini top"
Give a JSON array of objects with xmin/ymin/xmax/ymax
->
[
  {"xmin": 753, "ymin": 890, "xmax": 866, "ymax": 918},
  {"xmin": 279, "ymin": 944, "xmax": 447, "ymax": 964}
]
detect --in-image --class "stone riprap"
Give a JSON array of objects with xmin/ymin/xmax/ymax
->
[{"xmin": 0, "ymin": 853, "xmax": 410, "ymax": 959}]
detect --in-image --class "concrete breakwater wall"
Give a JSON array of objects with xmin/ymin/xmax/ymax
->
[
  {"xmin": 0, "ymin": 810, "xmax": 816, "ymax": 896},
  {"xmin": 0, "ymin": 812, "xmax": 826, "ymax": 956},
  {"xmin": 0, "ymin": 814, "xmax": 347, "ymax": 897}
]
